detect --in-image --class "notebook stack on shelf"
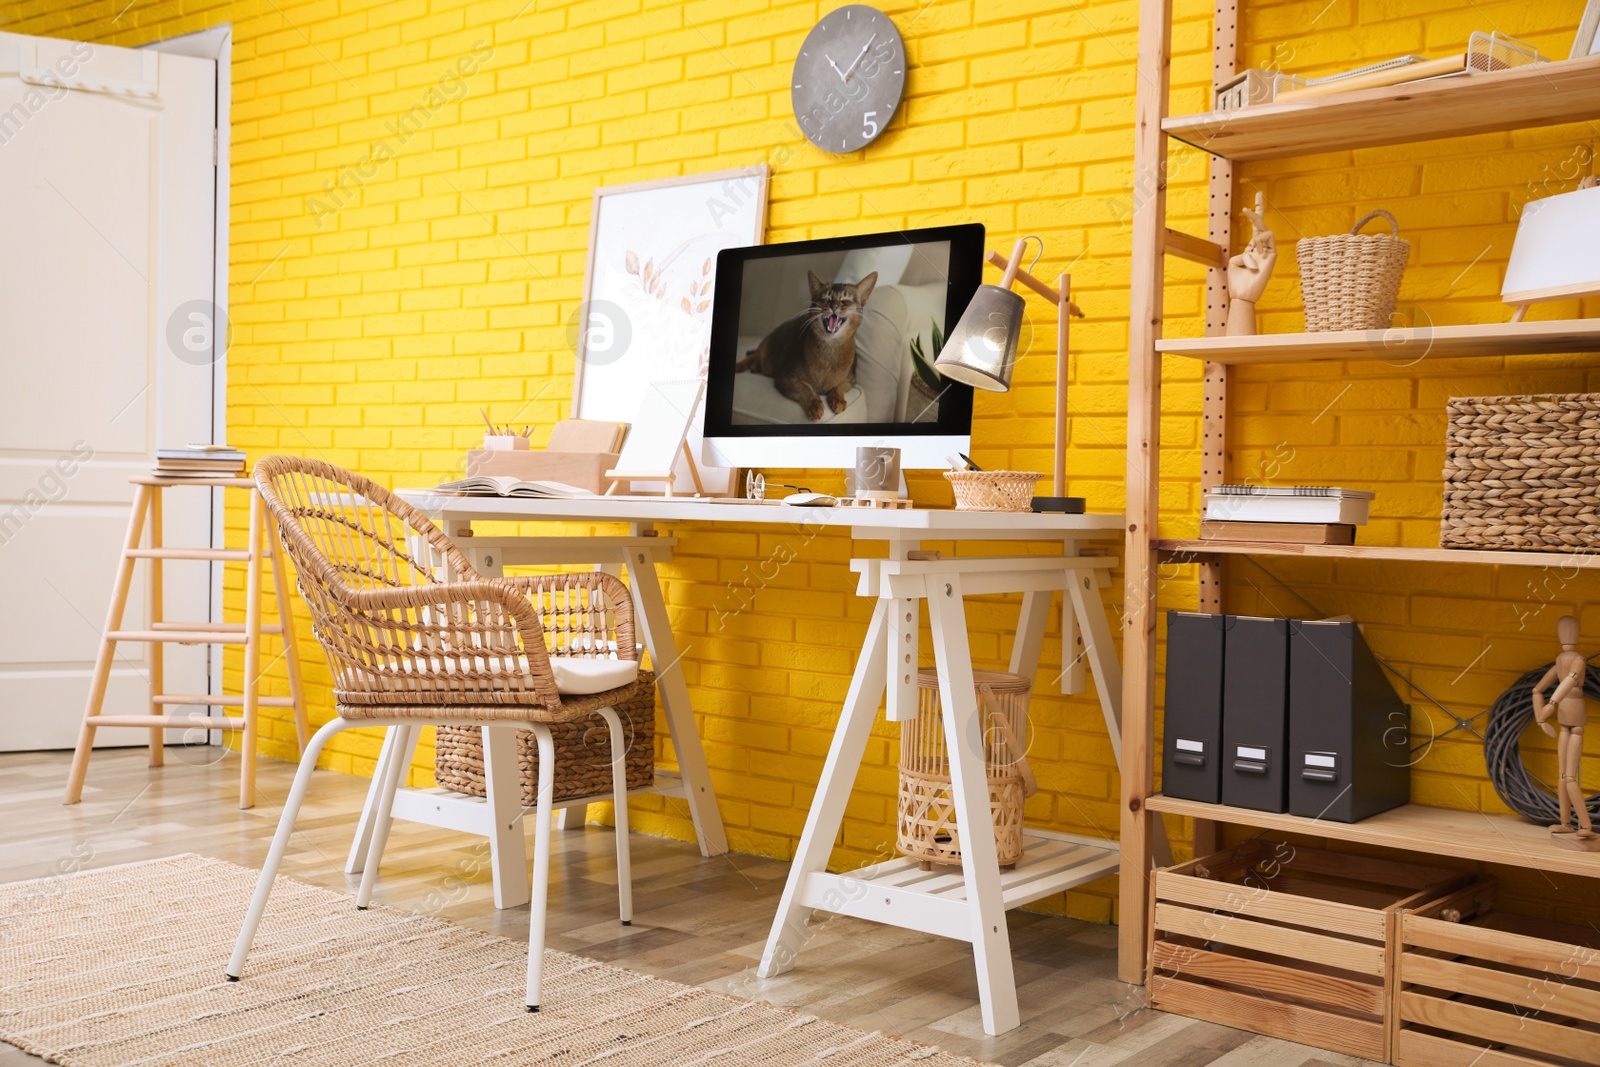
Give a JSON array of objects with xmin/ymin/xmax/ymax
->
[
  {"xmin": 1201, "ymin": 485, "xmax": 1373, "ymax": 545},
  {"xmin": 155, "ymin": 445, "xmax": 247, "ymax": 478}
]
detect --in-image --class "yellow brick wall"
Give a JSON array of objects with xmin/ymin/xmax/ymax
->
[{"xmin": 5, "ymin": 0, "xmax": 1593, "ymax": 924}]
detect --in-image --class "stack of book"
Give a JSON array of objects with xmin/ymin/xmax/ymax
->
[
  {"xmin": 155, "ymin": 445, "xmax": 247, "ymax": 478},
  {"xmin": 1201, "ymin": 485, "xmax": 1374, "ymax": 545}
]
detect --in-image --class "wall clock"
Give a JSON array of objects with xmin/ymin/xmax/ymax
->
[{"xmin": 791, "ymin": 5, "xmax": 906, "ymax": 154}]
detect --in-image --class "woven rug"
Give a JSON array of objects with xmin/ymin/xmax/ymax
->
[{"xmin": 0, "ymin": 855, "xmax": 992, "ymax": 1066}]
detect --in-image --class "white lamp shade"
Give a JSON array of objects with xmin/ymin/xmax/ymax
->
[{"xmin": 934, "ymin": 284, "xmax": 1025, "ymax": 392}]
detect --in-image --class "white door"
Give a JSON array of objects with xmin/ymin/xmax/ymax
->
[{"xmin": 0, "ymin": 33, "xmax": 218, "ymax": 751}]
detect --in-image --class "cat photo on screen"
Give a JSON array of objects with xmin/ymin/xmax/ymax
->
[
  {"xmin": 735, "ymin": 271, "xmax": 877, "ymax": 421},
  {"xmin": 728, "ymin": 241, "xmax": 951, "ymax": 426}
]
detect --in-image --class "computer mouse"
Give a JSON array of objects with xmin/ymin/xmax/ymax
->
[{"xmin": 783, "ymin": 492, "xmax": 838, "ymax": 507}]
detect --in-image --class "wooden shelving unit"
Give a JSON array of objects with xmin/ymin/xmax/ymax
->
[
  {"xmin": 1156, "ymin": 319, "xmax": 1600, "ymax": 365},
  {"xmin": 1120, "ymin": 3, "xmax": 1600, "ymax": 988},
  {"xmin": 1145, "ymin": 795, "xmax": 1600, "ymax": 881},
  {"xmin": 1156, "ymin": 539, "xmax": 1600, "ymax": 570},
  {"xmin": 1165, "ymin": 53, "xmax": 1600, "ymax": 161}
]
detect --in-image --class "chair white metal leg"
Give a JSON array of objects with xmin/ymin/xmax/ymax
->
[
  {"xmin": 356, "ymin": 722, "xmax": 416, "ymax": 909},
  {"xmin": 596, "ymin": 706, "xmax": 633, "ymax": 925},
  {"xmin": 524, "ymin": 724, "xmax": 556, "ymax": 1012},
  {"xmin": 344, "ymin": 724, "xmax": 400, "ymax": 874},
  {"xmin": 227, "ymin": 716, "xmax": 350, "ymax": 980}
]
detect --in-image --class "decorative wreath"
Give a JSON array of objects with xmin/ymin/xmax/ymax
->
[{"xmin": 1483, "ymin": 664, "xmax": 1600, "ymax": 824}]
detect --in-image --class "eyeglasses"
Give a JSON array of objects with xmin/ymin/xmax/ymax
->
[{"xmin": 744, "ymin": 471, "xmax": 813, "ymax": 501}]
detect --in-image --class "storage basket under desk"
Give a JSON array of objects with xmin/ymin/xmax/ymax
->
[
  {"xmin": 1148, "ymin": 839, "xmax": 1471, "ymax": 1063},
  {"xmin": 433, "ymin": 670, "xmax": 656, "ymax": 805},
  {"xmin": 1395, "ymin": 878, "xmax": 1600, "ymax": 1067}
]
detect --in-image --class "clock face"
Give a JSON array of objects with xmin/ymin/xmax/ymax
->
[{"xmin": 791, "ymin": 5, "xmax": 906, "ymax": 154}]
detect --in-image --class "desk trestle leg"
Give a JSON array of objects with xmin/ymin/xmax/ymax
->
[
  {"xmin": 929, "ymin": 575, "xmax": 1021, "ymax": 1035},
  {"xmin": 757, "ymin": 599, "xmax": 890, "ymax": 978}
]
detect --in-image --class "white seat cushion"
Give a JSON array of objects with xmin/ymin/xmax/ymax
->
[{"xmin": 550, "ymin": 656, "xmax": 640, "ymax": 696}]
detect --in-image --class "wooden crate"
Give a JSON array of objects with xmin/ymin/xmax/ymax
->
[
  {"xmin": 1148, "ymin": 839, "xmax": 1469, "ymax": 1062},
  {"xmin": 1395, "ymin": 879, "xmax": 1600, "ymax": 1067}
]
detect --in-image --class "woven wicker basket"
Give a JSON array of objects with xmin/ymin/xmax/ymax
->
[
  {"xmin": 896, "ymin": 668, "xmax": 1032, "ymax": 870},
  {"xmin": 945, "ymin": 470, "xmax": 1042, "ymax": 512},
  {"xmin": 1297, "ymin": 209, "xmax": 1410, "ymax": 332},
  {"xmin": 1441, "ymin": 395, "xmax": 1600, "ymax": 553},
  {"xmin": 434, "ymin": 670, "xmax": 656, "ymax": 804}
]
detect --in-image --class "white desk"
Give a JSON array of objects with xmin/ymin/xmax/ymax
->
[{"xmin": 359, "ymin": 492, "xmax": 1129, "ymax": 1035}]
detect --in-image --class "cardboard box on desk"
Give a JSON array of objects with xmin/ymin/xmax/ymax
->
[{"xmin": 465, "ymin": 449, "xmax": 621, "ymax": 495}]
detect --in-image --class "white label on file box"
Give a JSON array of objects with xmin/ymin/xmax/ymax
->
[
  {"xmin": 1305, "ymin": 753, "xmax": 1336, "ymax": 768},
  {"xmin": 1235, "ymin": 746, "xmax": 1266, "ymax": 760},
  {"xmin": 1175, "ymin": 738, "xmax": 1205, "ymax": 753}
]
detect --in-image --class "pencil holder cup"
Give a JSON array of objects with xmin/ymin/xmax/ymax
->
[{"xmin": 483, "ymin": 435, "xmax": 529, "ymax": 451}]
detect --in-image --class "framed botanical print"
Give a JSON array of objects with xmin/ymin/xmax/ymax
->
[{"xmin": 571, "ymin": 165, "xmax": 769, "ymax": 494}]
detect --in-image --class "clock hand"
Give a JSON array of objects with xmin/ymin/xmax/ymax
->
[
  {"xmin": 840, "ymin": 32, "xmax": 878, "ymax": 81},
  {"xmin": 825, "ymin": 55, "xmax": 848, "ymax": 82}
]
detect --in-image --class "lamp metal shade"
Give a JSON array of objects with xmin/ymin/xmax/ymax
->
[{"xmin": 934, "ymin": 284, "xmax": 1025, "ymax": 392}]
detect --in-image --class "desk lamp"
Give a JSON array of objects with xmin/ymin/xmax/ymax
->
[{"xmin": 935, "ymin": 237, "xmax": 1085, "ymax": 513}]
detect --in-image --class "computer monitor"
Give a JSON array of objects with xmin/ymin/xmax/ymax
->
[{"xmin": 701, "ymin": 223, "xmax": 984, "ymax": 471}]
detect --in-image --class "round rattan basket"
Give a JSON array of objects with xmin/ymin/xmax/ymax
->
[
  {"xmin": 944, "ymin": 470, "xmax": 1042, "ymax": 512},
  {"xmin": 1296, "ymin": 209, "xmax": 1410, "ymax": 332},
  {"xmin": 896, "ymin": 668, "xmax": 1034, "ymax": 870}
]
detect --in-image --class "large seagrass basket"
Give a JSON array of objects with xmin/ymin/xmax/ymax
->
[
  {"xmin": 1441, "ymin": 395, "xmax": 1600, "ymax": 552},
  {"xmin": 435, "ymin": 670, "xmax": 656, "ymax": 804}
]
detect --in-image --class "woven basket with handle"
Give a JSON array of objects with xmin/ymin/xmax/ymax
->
[{"xmin": 1297, "ymin": 209, "xmax": 1410, "ymax": 332}]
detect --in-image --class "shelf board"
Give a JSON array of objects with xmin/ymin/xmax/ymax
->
[
  {"xmin": 1156, "ymin": 538, "xmax": 1600, "ymax": 569},
  {"xmin": 1155, "ymin": 319, "xmax": 1600, "ymax": 365},
  {"xmin": 1165, "ymin": 55, "xmax": 1600, "ymax": 161},
  {"xmin": 797, "ymin": 829, "xmax": 1119, "ymax": 942},
  {"xmin": 1146, "ymin": 796, "xmax": 1600, "ymax": 879}
]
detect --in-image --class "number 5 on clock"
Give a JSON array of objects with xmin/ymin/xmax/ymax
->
[{"xmin": 862, "ymin": 111, "xmax": 879, "ymax": 139}]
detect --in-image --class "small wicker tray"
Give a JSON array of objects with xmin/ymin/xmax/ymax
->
[{"xmin": 945, "ymin": 470, "xmax": 1042, "ymax": 512}]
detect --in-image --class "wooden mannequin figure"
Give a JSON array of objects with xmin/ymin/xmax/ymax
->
[
  {"xmin": 1530, "ymin": 615, "xmax": 1596, "ymax": 843},
  {"xmin": 1225, "ymin": 192, "xmax": 1277, "ymax": 336}
]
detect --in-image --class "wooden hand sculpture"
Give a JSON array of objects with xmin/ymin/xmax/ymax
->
[
  {"xmin": 1529, "ymin": 615, "xmax": 1595, "ymax": 840},
  {"xmin": 1225, "ymin": 192, "xmax": 1277, "ymax": 336}
]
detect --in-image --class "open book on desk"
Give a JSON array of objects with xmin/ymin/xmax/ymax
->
[{"xmin": 433, "ymin": 475, "xmax": 592, "ymax": 498}]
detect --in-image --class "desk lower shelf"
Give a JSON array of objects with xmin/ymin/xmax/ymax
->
[
  {"xmin": 1146, "ymin": 795, "xmax": 1600, "ymax": 879},
  {"xmin": 799, "ymin": 829, "xmax": 1119, "ymax": 942},
  {"xmin": 391, "ymin": 771, "xmax": 687, "ymax": 836}
]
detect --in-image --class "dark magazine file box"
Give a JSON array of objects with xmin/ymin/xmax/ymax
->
[
  {"xmin": 1288, "ymin": 618, "xmax": 1410, "ymax": 822},
  {"xmin": 1221, "ymin": 615, "xmax": 1291, "ymax": 813},
  {"xmin": 1162, "ymin": 611, "xmax": 1226, "ymax": 804}
]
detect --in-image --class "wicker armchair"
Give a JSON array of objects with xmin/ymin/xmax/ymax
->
[{"xmin": 227, "ymin": 456, "xmax": 639, "ymax": 1013}]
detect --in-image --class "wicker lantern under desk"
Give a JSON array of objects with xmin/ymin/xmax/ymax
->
[{"xmin": 896, "ymin": 668, "xmax": 1034, "ymax": 870}]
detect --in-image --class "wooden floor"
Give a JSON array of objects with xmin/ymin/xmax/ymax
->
[{"xmin": 0, "ymin": 748, "xmax": 1381, "ymax": 1067}]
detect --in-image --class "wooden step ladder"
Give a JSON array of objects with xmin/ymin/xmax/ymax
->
[{"xmin": 64, "ymin": 474, "xmax": 309, "ymax": 809}]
